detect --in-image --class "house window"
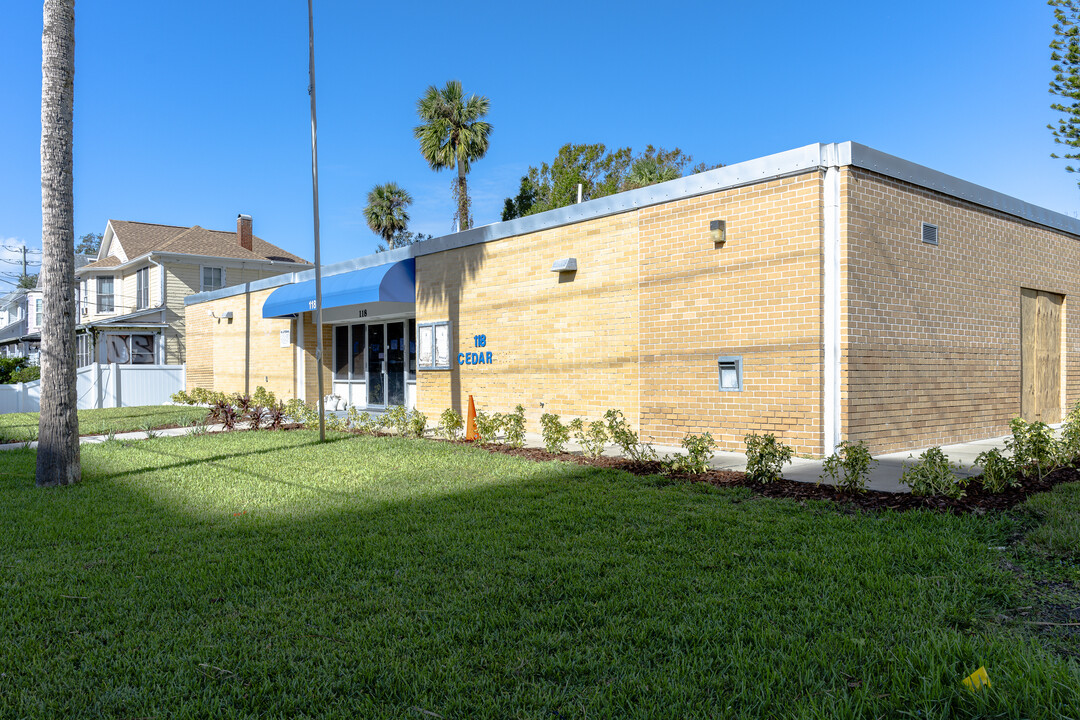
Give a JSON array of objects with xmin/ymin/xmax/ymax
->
[
  {"xmin": 97, "ymin": 276, "xmax": 114, "ymax": 313},
  {"xmin": 417, "ymin": 321, "xmax": 451, "ymax": 370},
  {"xmin": 717, "ymin": 356, "xmax": 743, "ymax": 392},
  {"xmin": 136, "ymin": 267, "xmax": 150, "ymax": 310},
  {"xmin": 76, "ymin": 334, "xmax": 92, "ymax": 367},
  {"xmin": 104, "ymin": 334, "xmax": 157, "ymax": 365},
  {"xmin": 202, "ymin": 266, "xmax": 225, "ymax": 292},
  {"xmin": 34, "ymin": 299, "xmax": 42, "ymax": 326}
]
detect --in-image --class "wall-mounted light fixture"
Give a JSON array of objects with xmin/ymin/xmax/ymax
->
[
  {"xmin": 207, "ymin": 310, "xmax": 234, "ymax": 320},
  {"xmin": 710, "ymin": 219, "xmax": 727, "ymax": 246},
  {"xmin": 550, "ymin": 258, "xmax": 577, "ymax": 273}
]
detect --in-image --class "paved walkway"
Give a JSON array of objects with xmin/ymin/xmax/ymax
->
[{"xmin": 2, "ymin": 423, "xmax": 1015, "ymax": 495}]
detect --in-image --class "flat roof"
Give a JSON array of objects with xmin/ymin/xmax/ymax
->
[{"xmin": 187, "ymin": 141, "xmax": 1080, "ymax": 306}]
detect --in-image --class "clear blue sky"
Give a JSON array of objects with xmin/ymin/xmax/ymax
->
[{"xmin": 0, "ymin": 0, "xmax": 1075, "ymax": 282}]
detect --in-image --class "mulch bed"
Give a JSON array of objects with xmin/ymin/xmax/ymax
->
[{"xmin": 465, "ymin": 442, "xmax": 1079, "ymax": 514}]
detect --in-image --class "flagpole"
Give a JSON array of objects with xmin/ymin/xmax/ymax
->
[{"xmin": 307, "ymin": 0, "xmax": 326, "ymax": 442}]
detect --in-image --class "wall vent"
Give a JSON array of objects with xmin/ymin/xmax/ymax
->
[{"xmin": 921, "ymin": 222, "xmax": 939, "ymax": 246}]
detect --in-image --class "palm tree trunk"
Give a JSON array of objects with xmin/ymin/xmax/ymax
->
[
  {"xmin": 457, "ymin": 163, "xmax": 470, "ymax": 231},
  {"xmin": 37, "ymin": 0, "xmax": 81, "ymax": 487}
]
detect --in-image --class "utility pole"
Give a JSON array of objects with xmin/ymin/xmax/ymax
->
[{"xmin": 307, "ymin": 0, "xmax": 326, "ymax": 443}]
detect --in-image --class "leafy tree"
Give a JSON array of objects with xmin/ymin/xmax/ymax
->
[
  {"xmin": 1050, "ymin": 0, "xmax": 1080, "ymax": 182},
  {"xmin": 75, "ymin": 231, "xmax": 101, "ymax": 255},
  {"xmin": 414, "ymin": 80, "xmax": 492, "ymax": 231},
  {"xmin": 17, "ymin": 274, "xmax": 39, "ymax": 289},
  {"xmin": 38, "ymin": 0, "xmax": 81, "ymax": 486},
  {"xmin": 363, "ymin": 182, "xmax": 413, "ymax": 248},
  {"xmin": 502, "ymin": 143, "xmax": 718, "ymax": 220}
]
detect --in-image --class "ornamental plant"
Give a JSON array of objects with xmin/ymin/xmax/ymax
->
[
  {"xmin": 604, "ymin": 409, "xmax": 657, "ymax": 462},
  {"xmin": 474, "ymin": 410, "xmax": 505, "ymax": 445},
  {"xmin": 569, "ymin": 417, "xmax": 608, "ymax": 458},
  {"xmin": 1058, "ymin": 399, "xmax": 1080, "ymax": 463},
  {"xmin": 744, "ymin": 432, "xmax": 793, "ymax": 484},
  {"xmin": 664, "ymin": 432, "xmax": 716, "ymax": 474},
  {"xmin": 252, "ymin": 386, "xmax": 277, "ymax": 409},
  {"xmin": 1007, "ymin": 417, "xmax": 1059, "ymax": 481},
  {"xmin": 819, "ymin": 440, "xmax": 876, "ymax": 493},
  {"xmin": 899, "ymin": 447, "xmax": 966, "ymax": 498},
  {"xmin": 975, "ymin": 448, "xmax": 1019, "ymax": 494},
  {"xmin": 503, "ymin": 405, "xmax": 527, "ymax": 448},
  {"xmin": 409, "ymin": 410, "xmax": 428, "ymax": 438},
  {"xmin": 385, "ymin": 405, "xmax": 410, "ymax": 437},
  {"xmin": 540, "ymin": 412, "xmax": 569, "ymax": 454},
  {"xmin": 438, "ymin": 408, "xmax": 464, "ymax": 440}
]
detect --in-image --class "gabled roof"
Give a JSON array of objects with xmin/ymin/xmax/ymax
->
[{"xmin": 82, "ymin": 220, "xmax": 310, "ymax": 270}]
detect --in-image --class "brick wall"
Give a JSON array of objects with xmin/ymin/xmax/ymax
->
[
  {"xmin": 842, "ymin": 168, "xmax": 1080, "ymax": 453},
  {"xmin": 416, "ymin": 173, "xmax": 826, "ymax": 454}
]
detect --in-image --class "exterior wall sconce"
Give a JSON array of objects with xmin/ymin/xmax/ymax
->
[
  {"xmin": 207, "ymin": 310, "xmax": 234, "ymax": 320},
  {"xmin": 710, "ymin": 219, "xmax": 727, "ymax": 246},
  {"xmin": 550, "ymin": 258, "xmax": 577, "ymax": 273}
]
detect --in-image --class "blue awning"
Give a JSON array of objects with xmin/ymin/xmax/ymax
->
[{"xmin": 262, "ymin": 258, "xmax": 415, "ymax": 319}]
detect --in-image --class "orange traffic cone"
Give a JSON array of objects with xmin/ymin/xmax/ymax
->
[{"xmin": 465, "ymin": 395, "xmax": 478, "ymax": 441}]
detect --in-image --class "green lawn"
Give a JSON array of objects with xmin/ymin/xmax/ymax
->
[
  {"xmin": 0, "ymin": 405, "xmax": 208, "ymax": 443},
  {"xmin": 1, "ymin": 431, "xmax": 1077, "ymax": 719}
]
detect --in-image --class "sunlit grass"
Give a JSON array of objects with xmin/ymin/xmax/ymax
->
[
  {"xmin": 0, "ymin": 405, "xmax": 208, "ymax": 443},
  {"xmin": 0, "ymin": 431, "xmax": 1077, "ymax": 719}
]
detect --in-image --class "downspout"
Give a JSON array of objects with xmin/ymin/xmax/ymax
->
[{"xmin": 822, "ymin": 144, "xmax": 842, "ymax": 455}]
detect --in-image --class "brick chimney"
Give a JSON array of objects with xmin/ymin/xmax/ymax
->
[{"xmin": 237, "ymin": 214, "xmax": 253, "ymax": 251}]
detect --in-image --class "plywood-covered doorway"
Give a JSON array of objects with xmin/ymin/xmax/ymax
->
[{"xmin": 1020, "ymin": 288, "xmax": 1063, "ymax": 423}]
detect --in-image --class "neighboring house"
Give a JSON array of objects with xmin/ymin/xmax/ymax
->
[
  {"xmin": 75, "ymin": 215, "xmax": 310, "ymax": 367},
  {"xmin": 0, "ymin": 257, "xmax": 91, "ymax": 362},
  {"xmin": 186, "ymin": 141, "xmax": 1080, "ymax": 456}
]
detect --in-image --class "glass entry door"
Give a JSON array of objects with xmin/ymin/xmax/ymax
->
[
  {"xmin": 367, "ymin": 324, "xmax": 384, "ymax": 406},
  {"xmin": 386, "ymin": 321, "xmax": 405, "ymax": 406}
]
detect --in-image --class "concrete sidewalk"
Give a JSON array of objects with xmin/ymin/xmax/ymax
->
[{"xmin": 2, "ymin": 422, "xmax": 1009, "ymax": 495}]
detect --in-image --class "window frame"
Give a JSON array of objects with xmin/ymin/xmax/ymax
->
[
  {"xmin": 717, "ymin": 356, "xmax": 743, "ymax": 392},
  {"xmin": 201, "ymin": 266, "xmax": 226, "ymax": 293},
  {"xmin": 417, "ymin": 321, "xmax": 452, "ymax": 371},
  {"xmin": 135, "ymin": 267, "xmax": 150, "ymax": 310},
  {"xmin": 96, "ymin": 276, "xmax": 115, "ymax": 313}
]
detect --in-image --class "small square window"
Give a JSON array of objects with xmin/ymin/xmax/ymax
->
[{"xmin": 717, "ymin": 356, "xmax": 743, "ymax": 392}]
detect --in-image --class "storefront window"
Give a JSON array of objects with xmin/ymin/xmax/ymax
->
[
  {"xmin": 334, "ymin": 326, "xmax": 348, "ymax": 379},
  {"xmin": 408, "ymin": 319, "xmax": 416, "ymax": 381}
]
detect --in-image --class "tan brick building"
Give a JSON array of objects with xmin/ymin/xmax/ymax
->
[{"xmin": 185, "ymin": 142, "xmax": 1080, "ymax": 455}]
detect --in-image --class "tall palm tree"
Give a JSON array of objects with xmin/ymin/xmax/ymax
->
[
  {"xmin": 363, "ymin": 182, "xmax": 413, "ymax": 249},
  {"xmin": 414, "ymin": 80, "xmax": 492, "ymax": 231},
  {"xmin": 38, "ymin": 0, "xmax": 80, "ymax": 486}
]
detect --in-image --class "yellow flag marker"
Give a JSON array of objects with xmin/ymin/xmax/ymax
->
[{"xmin": 962, "ymin": 666, "xmax": 991, "ymax": 692}]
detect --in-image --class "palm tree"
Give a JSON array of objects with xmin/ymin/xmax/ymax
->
[
  {"xmin": 363, "ymin": 182, "xmax": 413, "ymax": 249},
  {"xmin": 414, "ymin": 80, "xmax": 492, "ymax": 231},
  {"xmin": 37, "ymin": 0, "xmax": 81, "ymax": 486},
  {"xmin": 622, "ymin": 156, "xmax": 682, "ymax": 191}
]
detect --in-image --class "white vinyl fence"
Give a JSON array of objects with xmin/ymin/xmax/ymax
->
[{"xmin": 0, "ymin": 364, "xmax": 185, "ymax": 413}]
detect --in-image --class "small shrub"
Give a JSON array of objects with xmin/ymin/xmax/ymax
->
[
  {"xmin": 503, "ymin": 405, "xmax": 527, "ymax": 448},
  {"xmin": 10, "ymin": 366, "xmax": 40, "ymax": 383},
  {"xmin": 409, "ymin": 410, "xmax": 428, "ymax": 439},
  {"xmin": 385, "ymin": 405, "xmax": 409, "ymax": 436},
  {"xmin": 976, "ymin": 448, "xmax": 1020, "ymax": 494},
  {"xmin": 248, "ymin": 406, "xmax": 268, "ymax": 431},
  {"xmin": 267, "ymin": 403, "xmax": 286, "ymax": 431},
  {"xmin": 1007, "ymin": 417, "xmax": 1059, "ymax": 481},
  {"xmin": 1058, "ymin": 399, "xmax": 1080, "ymax": 464},
  {"xmin": 170, "ymin": 390, "xmax": 192, "ymax": 405},
  {"xmin": 232, "ymin": 393, "xmax": 253, "ymax": 414},
  {"xmin": 819, "ymin": 440, "xmax": 876, "ymax": 493},
  {"xmin": 604, "ymin": 409, "xmax": 657, "ymax": 462},
  {"xmin": 220, "ymin": 405, "xmax": 239, "ymax": 431},
  {"xmin": 899, "ymin": 447, "xmax": 966, "ymax": 498},
  {"xmin": 209, "ymin": 398, "xmax": 232, "ymax": 423},
  {"xmin": 438, "ymin": 408, "xmax": 464, "ymax": 440},
  {"xmin": 663, "ymin": 432, "xmax": 716, "ymax": 474},
  {"xmin": 283, "ymin": 398, "xmax": 309, "ymax": 425},
  {"xmin": 325, "ymin": 413, "xmax": 346, "ymax": 432},
  {"xmin": 540, "ymin": 413, "xmax": 570, "ymax": 454},
  {"xmin": 744, "ymin": 432, "xmax": 793, "ymax": 484},
  {"xmin": 569, "ymin": 417, "xmax": 608, "ymax": 458},
  {"xmin": 251, "ymin": 386, "xmax": 277, "ymax": 410},
  {"xmin": 474, "ymin": 410, "xmax": 504, "ymax": 445},
  {"xmin": 0, "ymin": 356, "xmax": 30, "ymax": 384}
]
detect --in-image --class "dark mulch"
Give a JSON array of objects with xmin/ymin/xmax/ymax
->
[{"xmin": 463, "ymin": 441, "xmax": 1080, "ymax": 514}]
